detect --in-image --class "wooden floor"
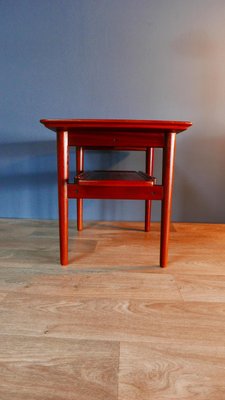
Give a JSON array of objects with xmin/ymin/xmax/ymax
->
[{"xmin": 0, "ymin": 219, "xmax": 225, "ymax": 399}]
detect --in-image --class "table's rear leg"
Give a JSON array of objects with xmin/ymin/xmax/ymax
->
[
  {"xmin": 57, "ymin": 130, "xmax": 69, "ymax": 266},
  {"xmin": 145, "ymin": 147, "xmax": 154, "ymax": 232},
  {"xmin": 76, "ymin": 146, "xmax": 84, "ymax": 231},
  {"xmin": 160, "ymin": 132, "xmax": 176, "ymax": 267}
]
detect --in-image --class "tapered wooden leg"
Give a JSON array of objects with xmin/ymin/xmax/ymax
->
[
  {"xmin": 145, "ymin": 147, "xmax": 154, "ymax": 231},
  {"xmin": 160, "ymin": 132, "xmax": 176, "ymax": 267},
  {"xmin": 76, "ymin": 146, "xmax": 84, "ymax": 231},
  {"xmin": 57, "ymin": 130, "xmax": 69, "ymax": 266}
]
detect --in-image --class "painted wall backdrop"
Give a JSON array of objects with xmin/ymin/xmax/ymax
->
[{"xmin": 1, "ymin": 0, "xmax": 225, "ymax": 222}]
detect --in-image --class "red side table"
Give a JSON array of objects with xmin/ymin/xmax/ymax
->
[{"xmin": 40, "ymin": 119, "xmax": 192, "ymax": 267}]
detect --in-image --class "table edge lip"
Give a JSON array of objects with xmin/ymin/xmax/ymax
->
[{"xmin": 40, "ymin": 118, "xmax": 192, "ymax": 132}]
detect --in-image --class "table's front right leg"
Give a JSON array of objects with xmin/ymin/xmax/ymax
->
[
  {"xmin": 57, "ymin": 130, "xmax": 69, "ymax": 266},
  {"xmin": 160, "ymin": 132, "xmax": 176, "ymax": 267}
]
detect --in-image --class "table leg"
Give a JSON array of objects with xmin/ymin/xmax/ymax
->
[
  {"xmin": 57, "ymin": 130, "xmax": 69, "ymax": 266},
  {"xmin": 160, "ymin": 132, "xmax": 176, "ymax": 267},
  {"xmin": 76, "ymin": 146, "xmax": 84, "ymax": 231},
  {"xmin": 145, "ymin": 147, "xmax": 154, "ymax": 231}
]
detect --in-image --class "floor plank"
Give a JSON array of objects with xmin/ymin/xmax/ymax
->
[
  {"xmin": 1, "ymin": 291, "xmax": 225, "ymax": 346},
  {"xmin": 175, "ymin": 274, "xmax": 225, "ymax": 302},
  {"xmin": 118, "ymin": 341, "xmax": 225, "ymax": 400},
  {"xmin": 0, "ymin": 335, "xmax": 119, "ymax": 400},
  {"xmin": 17, "ymin": 272, "xmax": 182, "ymax": 300}
]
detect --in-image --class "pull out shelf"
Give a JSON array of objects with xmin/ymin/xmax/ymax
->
[{"xmin": 67, "ymin": 170, "xmax": 163, "ymax": 200}]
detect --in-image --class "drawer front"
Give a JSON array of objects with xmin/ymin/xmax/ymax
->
[{"xmin": 68, "ymin": 131, "xmax": 165, "ymax": 148}]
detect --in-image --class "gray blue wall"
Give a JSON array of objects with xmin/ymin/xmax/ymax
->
[{"xmin": 1, "ymin": 0, "xmax": 225, "ymax": 222}]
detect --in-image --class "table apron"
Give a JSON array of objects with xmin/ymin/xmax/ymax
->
[{"xmin": 67, "ymin": 184, "xmax": 163, "ymax": 200}]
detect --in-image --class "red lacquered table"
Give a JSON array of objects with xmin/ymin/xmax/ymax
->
[{"xmin": 40, "ymin": 119, "xmax": 192, "ymax": 267}]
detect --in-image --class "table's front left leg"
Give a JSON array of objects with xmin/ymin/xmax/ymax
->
[
  {"xmin": 160, "ymin": 132, "xmax": 176, "ymax": 267},
  {"xmin": 57, "ymin": 130, "xmax": 69, "ymax": 266}
]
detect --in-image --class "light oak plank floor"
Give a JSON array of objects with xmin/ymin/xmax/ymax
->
[{"xmin": 0, "ymin": 219, "xmax": 225, "ymax": 399}]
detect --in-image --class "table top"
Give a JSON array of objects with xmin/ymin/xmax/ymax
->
[{"xmin": 40, "ymin": 119, "xmax": 192, "ymax": 134}]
